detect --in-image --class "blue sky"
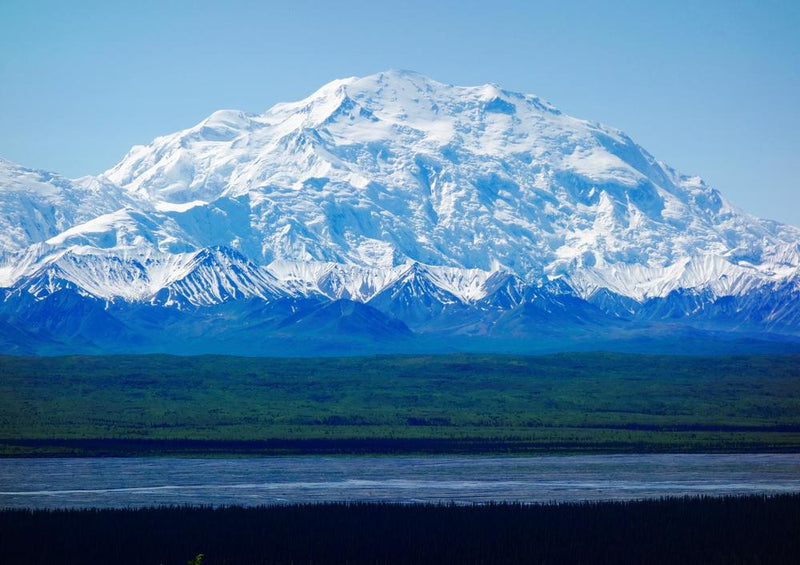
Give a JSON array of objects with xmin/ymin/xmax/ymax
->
[{"xmin": 1, "ymin": 0, "xmax": 798, "ymax": 226}]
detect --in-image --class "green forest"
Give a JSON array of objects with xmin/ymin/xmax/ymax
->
[{"xmin": 2, "ymin": 353, "xmax": 799, "ymax": 455}]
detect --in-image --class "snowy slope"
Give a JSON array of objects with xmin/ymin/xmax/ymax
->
[
  {"xmin": 1, "ymin": 70, "xmax": 799, "ymax": 352},
  {"xmin": 101, "ymin": 70, "xmax": 800, "ymax": 281},
  {"xmin": 0, "ymin": 158, "xmax": 136, "ymax": 254}
]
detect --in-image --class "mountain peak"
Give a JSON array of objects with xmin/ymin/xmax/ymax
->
[
  {"xmin": 1, "ymin": 72, "xmax": 798, "ymax": 348},
  {"xmin": 70, "ymin": 71, "xmax": 800, "ymax": 281}
]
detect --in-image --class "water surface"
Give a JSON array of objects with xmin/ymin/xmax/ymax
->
[{"xmin": 2, "ymin": 454, "xmax": 799, "ymax": 509}]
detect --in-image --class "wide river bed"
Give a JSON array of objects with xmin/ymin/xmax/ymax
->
[{"xmin": 2, "ymin": 454, "xmax": 799, "ymax": 509}]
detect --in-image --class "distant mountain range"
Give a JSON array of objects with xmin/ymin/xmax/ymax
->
[{"xmin": 2, "ymin": 70, "xmax": 798, "ymax": 355}]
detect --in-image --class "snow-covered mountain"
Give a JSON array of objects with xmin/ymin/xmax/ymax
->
[{"xmin": 1, "ymin": 70, "xmax": 798, "ymax": 354}]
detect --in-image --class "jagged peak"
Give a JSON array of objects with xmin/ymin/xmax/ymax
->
[{"xmin": 191, "ymin": 245, "xmax": 250, "ymax": 264}]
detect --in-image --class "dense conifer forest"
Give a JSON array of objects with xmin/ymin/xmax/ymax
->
[{"xmin": 1, "ymin": 495, "xmax": 799, "ymax": 564}]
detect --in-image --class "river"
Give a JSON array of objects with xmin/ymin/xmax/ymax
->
[{"xmin": 2, "ymin": 453, "xmax": 799, "ymax": 509}]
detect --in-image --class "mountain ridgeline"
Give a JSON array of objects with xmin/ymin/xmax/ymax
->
[{"xmin": 1, "ymin": 71, "xmax": 798, "ymax": 354}]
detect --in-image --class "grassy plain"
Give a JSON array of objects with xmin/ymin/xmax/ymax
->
[{"xmin": 1, "ymin": 353, "xmax": 799, "ymax": 455}]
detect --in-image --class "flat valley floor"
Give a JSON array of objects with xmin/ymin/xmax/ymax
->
[{"xmin": 2, "ymin": 352, "xmax": 799, "ymax": 456}]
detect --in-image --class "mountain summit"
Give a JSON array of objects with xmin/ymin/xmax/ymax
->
[{"xmin": 1, "ymin": 71, "xmax": 798, "ymax": 354}]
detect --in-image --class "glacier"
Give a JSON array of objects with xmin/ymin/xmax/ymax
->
[{"xmin": 1, "ymin": 70, "xmax": 798, "ymax": 355}]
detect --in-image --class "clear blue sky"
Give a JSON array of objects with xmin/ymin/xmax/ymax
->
[{"xmin": 1, "ymin": 0, "xmax": 798, "ymax": 226}]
